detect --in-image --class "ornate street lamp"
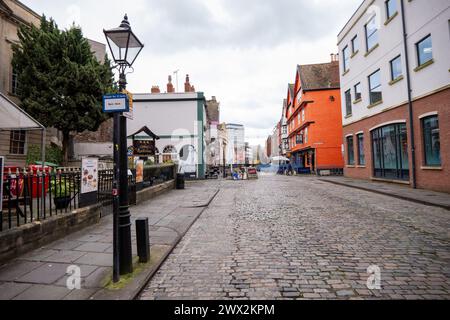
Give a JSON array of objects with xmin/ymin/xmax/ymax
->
[{"xmin": 104, "ymin": 15, "xmax": 144, "ymax": 279}]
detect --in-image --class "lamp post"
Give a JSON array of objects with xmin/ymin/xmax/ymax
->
[{"xmin": 104, "ymin": 15, "xmax": 144, "ymax": 278}]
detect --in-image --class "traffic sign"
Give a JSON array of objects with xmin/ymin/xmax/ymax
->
[{"xmin": 102, "ymin": 94, "xmax": 129, "ymax": 113}]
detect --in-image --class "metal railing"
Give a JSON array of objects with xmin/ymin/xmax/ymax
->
[
  {"xmin": 1, "ymin": 169, "xmax": 80, "ymax": 232},
  {"xmin": 1, "ymin": 164, "xmax": 176, "ymax": 232}
]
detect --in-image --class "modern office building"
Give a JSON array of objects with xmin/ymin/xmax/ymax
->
[
  {"xmin": 226, "ymin": 123, "xmax": 245, "ymax": 165},
  {"xmin": 338, "ymin": 0, "xmax": 450, "ymax": 192}
]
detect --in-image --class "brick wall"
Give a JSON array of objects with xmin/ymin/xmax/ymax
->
[{"xmin": 343, "ymin": 87, "xmax": 450, "ymax": 193}]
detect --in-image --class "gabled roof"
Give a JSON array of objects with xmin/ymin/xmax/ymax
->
[
  {"xmin": 0, "ymin": 92, "xmax": 44, "ymax": 131},
  {"xmin": 128, "ymin": 126, "xmax": 160, "ymax": 140},
  {"xmin": 297, "ymin": 62, "xmax": 340, "ymax": 91},
  {"xmin": 288, "ymin": 84, "xmax": 294, "ymax": 98}
]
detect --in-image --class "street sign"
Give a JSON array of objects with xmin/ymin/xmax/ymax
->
[
  {"xmin": 102, "ymin": 94, "xmax": 129, "ymax": 113},
  {"xmin": 122, "ymin": 90, "xmax": 134, "ymax": 120}
]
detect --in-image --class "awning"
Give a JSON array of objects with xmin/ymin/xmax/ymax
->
[{"xmin": 0, "ymin": 92, "xmax": 44, "ymax": 131}]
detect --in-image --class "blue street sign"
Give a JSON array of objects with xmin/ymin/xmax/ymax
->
[{"xmin": 102, "ymin": 94, "xmax": 130, "ymax": 113}]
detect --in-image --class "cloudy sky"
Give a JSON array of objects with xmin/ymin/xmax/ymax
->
[{"xmin": 22, "ymin": 0, "xmax": 361, "ymax": 146}]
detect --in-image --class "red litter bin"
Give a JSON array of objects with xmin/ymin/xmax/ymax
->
[{"xmin": 28, "ymin": 165, "xmax": 51, "ymax": 198}]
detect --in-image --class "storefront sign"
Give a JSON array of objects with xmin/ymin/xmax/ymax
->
[
  {"xmin": 81, "ymin": 158, "xmax": 98, "ymax": 194},
  {"xmin": 133, "ymin": 140, "xmax": 155, "ymax": 156},
  {"xmin": 102, "ymin": 94, "xmax": 129, "ymax": 113}
]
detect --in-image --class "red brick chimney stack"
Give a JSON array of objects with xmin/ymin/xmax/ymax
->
[
  {"xmin": 184, "ymin": 74, "xmax": 191, "ymax": 92},
  {"xmin": 167, "ymin": 75, "xmax": 175, "ymax": 93},
  {"xmin": 151, "ymin": 86, "xmax": 160, "ymax": 94}
]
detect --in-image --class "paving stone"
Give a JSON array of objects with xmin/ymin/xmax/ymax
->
[
  {"xmin": 44, "ymin": 250, "xmax": 86, "ymax": 263},
  {"xmin": 13, "ymin": 285, "xmax": 70, "ymax": 300},
  {"xmin": 73, "ymin": 242, "xmax": 111, "ymax": 253},
  {"xmin": 0, "ymin": 282, "xmax": 32, "ymax": 300},
  {"xmin": 0, "ymin": 261, "xmax": 43, "ymax": 281},
  {"xmin": 17, "ymin": 263, "xmax": 69, "ymax": 284},
  {"xmin": 63, "ymin": 288, "xmax": 97, "ymax": 300},
  {"xmin": 74, "ymin": 253, "xmax": 113, "ymax": 267}
]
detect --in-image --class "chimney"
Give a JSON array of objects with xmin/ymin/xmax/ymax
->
[
  {"xmin": 184, "ymin": 74, "xmax": 191, "ymax": 92},
  {"xmin": 167, "ymin": 75, "xmax": 175, "ymax": 93},
  {"xmin": 151, "ymin": 86, "xmax": 160, "ymax": 94}
]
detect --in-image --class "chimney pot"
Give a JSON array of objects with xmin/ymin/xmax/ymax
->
[{"xmin": 151, "ymin": 86, "xmax": 160, "ymax": 94}]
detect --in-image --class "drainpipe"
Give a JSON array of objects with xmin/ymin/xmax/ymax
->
[{"xmin": 400, "ymin": 0, "xmax": 417, "ymax": 189}]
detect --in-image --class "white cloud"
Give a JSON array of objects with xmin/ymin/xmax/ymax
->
[{"xmin": 22, "ymin": 0, "xmax": 362, "ymax": 146}]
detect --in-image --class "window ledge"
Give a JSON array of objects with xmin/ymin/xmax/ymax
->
[
  {"xmin": 421, "ymin": 166, "xmax": 442, "ymax": 171},
  {"xmin": 367, "ymin": 100, "xmax": 383, "ymax": 109},
  {"xmin": 344, "ymin": 114, "xmax": 353, "ymax": 119},
  {"xmin": 414, "ymin": 59, "xmax": 434, "ymax": 72},
  {"xmin": 356, "ymin": 165, "xmax": 366, "ymax": 168},
  {"xmin": 364, "ymin": 43, "xmax": 379, "ymax": 57},
  {"xmin": 371, "ymin": 177, "xmax": 410, "ymax": 185},
  {"xmin": 389, "ymin": 75, "xmax": 404, "ymax": 86},
  {"xmin": 384, "ymin": 11, "xmax": 398, "ymax": 26},
  {"xmin": 342, "ymin": 69, "xmax": 350, "ymax": 77},
  {"xmin": 353, "ymin": 98, "xmax": 362, "ymax": 104},
  {"xmin": 346, "ymin": 165, "xmax": 356, "ymax": 168},
  {"xmin": 351, "ymin": 50, "xmax": 359, "ymax": 59}
]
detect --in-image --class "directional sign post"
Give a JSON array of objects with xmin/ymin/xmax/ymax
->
[{"xmin": 102, "ymin": 94, "xmax": 130, "ymax": 113}]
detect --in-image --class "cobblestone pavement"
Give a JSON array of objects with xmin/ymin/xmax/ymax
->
[{"xmin": 139, "ymin": 175, "xmax": 450, "ymax": 300}]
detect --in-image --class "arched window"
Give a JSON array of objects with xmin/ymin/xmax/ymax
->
[{"xmin": 162, "ymin": 145, "xmax": 177, "ymax": 162}]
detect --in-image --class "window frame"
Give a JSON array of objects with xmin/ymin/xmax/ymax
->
[
  {"xmin": 351, "ymin": 35, "xmax": 359, "ymax": 54},
  {"xmin": 354, "ymin": 82, "xmax": 362, "ymax": 101},
  {"xmin": 416, "ymin": 34, "xmax": 433, "ymax": 67},
  {"xmin": 385, "ymin": 0, "xmax": 398, "ymax": 20},
  {"xmin": 9, "ymin": 130, "xmax": 27, "ymax": 155},
  {"xmin": 347, "ymin": 135, "xmax": 355, "ymax": 166},
  {"xmin": 421, "ymin": 115, "xmax": 441, "ymax": 166},
  {"xmin": 357, "ymin": 133, "xmax": 366, "ymax": 166},
  {"xmin": 389, "ymin": 55, "xmax": 402, "ymax": 81},
  {"xmin": 345, "ymin": 89, "xmax": 352, "ymax": 116},
  {"xmin": 11, "ymin": 68, "xmax": 19, "ymax": 96},
  {"xmin": 342, "ymin": 45, "xmax": 350, "ymax": 72},
  {"xmin": 368, "ymin": 69, "xmax": 382, "ymax": 105},
  {"xmin": 365, "ymin": 15, "xmax": 379, "ymax": 52}
]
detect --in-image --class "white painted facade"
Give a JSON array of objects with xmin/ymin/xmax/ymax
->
[
  {"xmin": 338, "ymin": 0, "xmax": 450, "ymax": 126},
  {"xmin": 225, "ymin": 124, "xmax": 245, "ymax": 165},
  {"xmin": 129, "ymin": 92, "xmax": 206, "ymax": 178}
]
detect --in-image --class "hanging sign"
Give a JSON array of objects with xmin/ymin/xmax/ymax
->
[
  {"xmin": 122, "ymin": 90, "xmax": 134, "ymax": 120},
  {"xmin": 133, "ymin": 140, "xmax": 155, "ymax": 156},
  {"xmin": 102, "ymin": 94, "xmax": 129, "ymax": 113}
]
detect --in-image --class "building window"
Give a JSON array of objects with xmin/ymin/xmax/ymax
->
[
  {"xmin": 368, "ymin": 69, "xmax": 382, "ymax": 105},
  {"xmin": 347, "ymin": 136, "xmax": 355, "ymax": 165},
  {"xmin": 296, "ymin": 133, "xmax": 303, "ymax": 145},
  {"xmin": 9, "ymin": 130, "xmax": 26, "ymax": 155},
  {"xmin": 345, "ymin": 89, "xmax": 352, "ymax": 116},
  {"xmin": 354, "ymin": 82, "xmax": 362, "ymax": 101},
  {"xmin": 390, "ymin": 55, "xmax": 402, "ymax": 80},
  {"xmin": 422, "ymin": 115, "xmax": 441, "ymax": 166},
  {"xmin": 302, "ymin": 110, "xmax": 305, "ymax": 122},
  {"xmin": 365, "ymin": 15, "xmax": 379, "ymax": 52},
  {"xmin": 351, "ymin": 35, "xmax": 359, "ymax": 54},
  {"xmin": 11, "ymin": 68, "xmax": 19, "ymax": 95},
  {"xmin": 386, "ymin": 0, "xmax": 398, "ymax": 20},
  {"xmin": 304, "ymin": 128, "xmax": 308, "ymax": 144},
  {"xmin": 372, "ymin": 123, "xmax": 409, "ymax": 180},
  {"xmin": 416, "ymin": 34, "xmax": 433, "ymax": 66},
  {"xmin": 298, "ymin": 113, "xmax": 301, "ymax": 124},
  {"xmin": 357, "ymin": 133, "xmax": 365, "ymax": 165},
  {"xmin": 282, "ymin": 125, "xmax": 287, "ymax": 135},
  {"xmin": 342, "ymin": 45, "xmax": 350, "ymax": 72}
]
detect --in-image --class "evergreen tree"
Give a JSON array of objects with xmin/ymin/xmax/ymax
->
[{"xmin": 12, "ymin": 16, "xmax": 116, "ymax": 164}]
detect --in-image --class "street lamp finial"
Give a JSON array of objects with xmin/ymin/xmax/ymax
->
[{"xmin": 120, "ymin": 14, "xmax": 130, "ymax": 29}]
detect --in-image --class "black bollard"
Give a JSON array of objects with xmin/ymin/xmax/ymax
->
[{"xmin": 136, "ymin": 218, "xmax": 150, "ymax": 263}]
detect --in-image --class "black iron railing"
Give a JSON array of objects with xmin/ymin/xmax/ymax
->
[{"xmin": 1, "ymin": 164, "xmax": 175, "ymax": 233}]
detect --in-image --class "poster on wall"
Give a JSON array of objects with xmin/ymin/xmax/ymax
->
[
  {"xmin": 135, "ymin": 160, "xmax": 144, "ymax": 184},
  {"xmin": 0, "ymin": 156, "xmax": 4, "ymax": 211},
  {"xmin": 81, "ymin": 158, "xmax": 99, "ymax": 194}
]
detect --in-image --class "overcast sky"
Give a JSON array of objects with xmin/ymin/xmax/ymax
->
[{"xmin": 22, "ymin": 0, "xmax": 362, "ymax": 146}]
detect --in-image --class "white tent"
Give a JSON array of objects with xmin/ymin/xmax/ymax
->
[{"xmin": 0, "ymin": 92, "xmax": 46, "ymax": 167}]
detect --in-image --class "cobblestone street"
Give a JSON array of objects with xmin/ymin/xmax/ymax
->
[{"xmin": 140, "ymin": 175, "xmax": 450, "ymax": 300}]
